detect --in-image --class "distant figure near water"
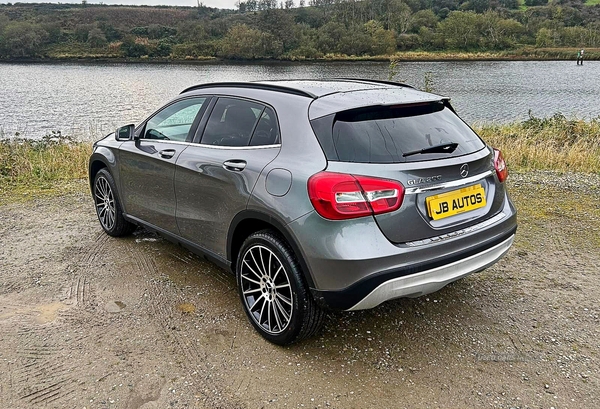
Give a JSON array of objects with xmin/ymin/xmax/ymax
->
[{"xmin": 577, "ymin": 49, "xmax": 584, "ymax": 65}]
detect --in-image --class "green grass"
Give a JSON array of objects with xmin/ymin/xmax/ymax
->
[
  {"xmin": 585, "ymin": 0, "xmax": 600, "ymax": 5},
  {"xmin": 0, "ymin": 134, "xmax": 91, "ymax": 203},
  {"xmin": 476, "ymin": 114, "xmax": 600, "ymax": 174}
]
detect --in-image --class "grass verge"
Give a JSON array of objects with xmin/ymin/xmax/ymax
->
[
  {"xmin": 1, "ymin": 114, "xmax": 599, "ymax": 204},
  {"xmin": 0, "ymin": 133, "xmax": 91, "ymax": 204},
  {"xmin": 476, "ymin": 113, "xmax": 600, "ymax": 173}
]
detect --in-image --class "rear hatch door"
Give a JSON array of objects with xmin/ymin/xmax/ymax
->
[{"xmin": 310, "ymin": 101, "xmax": 506, "ymax": 244}]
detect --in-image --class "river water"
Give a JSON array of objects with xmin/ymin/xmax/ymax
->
[{"xmin": 1, "ymin": 60, "xmax": 598, "ymax": 139}]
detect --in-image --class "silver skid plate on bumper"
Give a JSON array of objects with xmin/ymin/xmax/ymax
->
[{"xmin": 348, "ymin": 234, "xmax": 515, "ymax": 311}]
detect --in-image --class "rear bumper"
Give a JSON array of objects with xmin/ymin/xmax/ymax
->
[
  {"xmin": 347, "ymin": 234, "xmax": 514, "ymax": 310},
  {"xmin": 310, "ymin": 226, "xmax": 516, "ymax": 310}
]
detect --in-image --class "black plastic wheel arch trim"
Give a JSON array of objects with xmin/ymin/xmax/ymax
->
[{"xmin": 227, "ymin": 210, "xmax": 317, "ymax": 289}]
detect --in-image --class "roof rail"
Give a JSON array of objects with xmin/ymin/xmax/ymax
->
[
  {"xmin": 180, "ymin": 82, "xmax": 318, "ymax": 99},
  {"xmin": 333, "ymin": 78, "xmax": 416, "ymax": 90}
]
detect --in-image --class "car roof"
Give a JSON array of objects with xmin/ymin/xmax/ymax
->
[{"xmin": 180, "ymin": 79, "xmax": 449, "ymax": 119}]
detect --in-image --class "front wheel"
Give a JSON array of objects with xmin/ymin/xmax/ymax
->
[
  {"xmin": 93, "ymin": 168, "xmax": 135, "ymax": 237},
  {"xmin": 236, "ymin": 230, "xmax": 324, "ymax": 345}
]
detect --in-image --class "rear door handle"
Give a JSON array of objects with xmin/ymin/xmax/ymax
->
[
  {"xmin": 223, "ymin": 160, "xmax": 247, "ymax": 172},
  {"xmin": 159, "ymin": 149, "xmax": 176, "ymax": 159}
]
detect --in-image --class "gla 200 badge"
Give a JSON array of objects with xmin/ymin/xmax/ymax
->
[{"xmin": 406, "ymin": 175, "xmax": 442, "ymax": 186}]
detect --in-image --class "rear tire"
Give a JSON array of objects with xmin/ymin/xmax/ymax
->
[
  {"xmin": 236, "ymin": 230, "xmax": 324, "ymax": 345},
  {"xmin": 93, "ymin": 168, "xmax": 135, "ymax": 237}
]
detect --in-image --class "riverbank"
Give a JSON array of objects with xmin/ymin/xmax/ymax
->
[
  {"xmin": 3, "ymin": 48, "xmax": 599, "ymax": 64},
  {"xmin": 2, "ymin": 115, "xmax": 599, "ymax": 204}
]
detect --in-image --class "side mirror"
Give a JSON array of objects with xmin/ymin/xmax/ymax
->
[{"xmin": 115, "ymin": 124, "xmax": 136, "ymax": 141}]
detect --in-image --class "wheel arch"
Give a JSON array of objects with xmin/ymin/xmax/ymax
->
[
  {"xmin": 89, "ymin": 148, "xmax": 127, "ymax": 216},
  {"xmin": 227, "ymin": 210, "xmax": 316, "ymax": 289},
  {"xmin": 88, "ymin": 156, "xmax": 108, "ymax": 193}
]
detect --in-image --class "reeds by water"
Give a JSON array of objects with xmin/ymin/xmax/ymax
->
[
  {"xmin": 0, "ymin": 132, "xmax": 91, "ymax": 199},
  {"xmin": 476, "ymin": 113, "xmax": 600, "ymax": 173}
]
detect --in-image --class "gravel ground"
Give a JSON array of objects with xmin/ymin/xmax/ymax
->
[{"xmin": 0, "ymin": 171, "xmax": 598, "ymax": 409}]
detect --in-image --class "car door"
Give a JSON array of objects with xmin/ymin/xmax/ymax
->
[
  {"xmin": 118, "ymin": 97, "xmax": 209, "ymax": 234},
  {"xmin": 175, "ymin": 97, "xmax": 281, "ymax": 258}
]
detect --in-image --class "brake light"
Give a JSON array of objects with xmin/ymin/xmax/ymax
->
[
  {"xmin": 493, "ymin": 148, "xmax": 508, "ymax": 183},
  {"xmin": 308, "ymin": 172, "xmax": 404, "ymax": 220}
]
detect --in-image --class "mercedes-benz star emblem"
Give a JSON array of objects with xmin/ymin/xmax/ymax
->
[{"xmin": 460, "ymin": 164, "xmax": 469, "ymax": 178}]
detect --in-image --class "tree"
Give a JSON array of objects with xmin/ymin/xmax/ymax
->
[
  {"xmin": 219, "ymin": 24, "xmax": 283, "ymax": 59},
  {"xmin": 438, "ymin": 11, "xmax": 481, "ymax": 49},
  {"xmin": 466, "ymin": 0, "xmax": 491, "ymax": 14},
  {"xmin": 498, "ymin": 0, "xmax": 519, "ymax": 9},
  {"xmin": 87, "ymin": 28, "xmax": 106, "ymax": 48},
  {"xmin": 153, "ymin": 39, "xmax": 173, "ymax": 57},
  {"xmin": 258, "ymin": 9, "xmax": 300, "ymax": 51},
  {"xmin": 390, "ymin": 1, "xmax": 413, "ymax": 34},
  {"xmin": 74, "ymin": 24, "xmax": 95, "ymax": 42},
  {"xmin": 535, "ymin": 27, "xmax": 554, "ymax": 47},
  {"xmin": 410, "ymin": 9, "xmax": 438, "ymax": 32},
  {"xmin": 479, "ymin": 11, "xmax": 523, "ymax": 49},
  {"xmin": 1, "ymin": 22, "xmax": 48, "ymax": 57},
  {"xmin": 364, "ymin": 20, "xmax": 396, "ymax": 55},
  {"xmin": 120, "ymin": 36, "xmax": 148, "ymax": 58},
  {"xmin": 559, "ymin": 26, "xmax": 600, "ymax": 47},
  {"xmin": 176, "ymin": 21, "xmax": 207, "ymax": 43}
]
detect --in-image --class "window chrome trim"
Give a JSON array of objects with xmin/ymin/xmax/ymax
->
[
  {"xmin": 136, "ymin": 139, "xmax": 282, "ymax": 150},
  {"xmin": 137, "ymin": 140, "xmax": 193, "ymax": 146},
  {"xmin": 405, "ymin": 170, "xmax": 494, "ymax": 195},
  {"xmin": 194, "ymin": 143, "xmax": 282, "ymax": 150},
  {"xmin": 405, "ymin": 212, "xmax": 506, "ymax": 247}
]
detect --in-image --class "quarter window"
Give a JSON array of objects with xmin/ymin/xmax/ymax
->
[
  {"xmin": 249, "ymin": 107, "xmax": 280, "ymax": 146},
  {"xmin": 143, "ymin": 98, "xmax": 206, "ymax": 142}
]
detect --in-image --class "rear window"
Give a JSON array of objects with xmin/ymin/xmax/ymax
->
[{"xmin": 310, "ymin": 102, "xmax": 485, "ymax": 163}]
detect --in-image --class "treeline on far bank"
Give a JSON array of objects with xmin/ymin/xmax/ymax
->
[{"xmin": 1, "ymin": 0, "xmax": 600, "ymax": 60}]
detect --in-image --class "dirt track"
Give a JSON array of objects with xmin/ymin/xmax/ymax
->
[{"xmin": 0, "ymin": 172, "xmax": 599, "ymax": 409}]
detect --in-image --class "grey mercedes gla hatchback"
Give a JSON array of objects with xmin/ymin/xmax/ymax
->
[{"xmin": 89, "ymin": 79, "xmax": 517, "ymax": 345}]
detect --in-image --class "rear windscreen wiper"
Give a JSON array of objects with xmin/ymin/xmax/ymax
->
[{"xmin": 402, "ymin": 142, "xmax": 459, "ymax": 157}]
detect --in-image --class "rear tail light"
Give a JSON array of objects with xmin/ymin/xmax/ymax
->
[
  {"xmin": 493, "ymin": 148, "xmax": 508, "ymax": 183},
  {"xmin": 308, "ymin": 172, "xmax": 405, "ymax": 220}
]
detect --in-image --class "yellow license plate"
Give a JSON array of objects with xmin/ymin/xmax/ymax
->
[{"xmin": 426, "ymin": 184, "xmax": 486, "ymax": 220}]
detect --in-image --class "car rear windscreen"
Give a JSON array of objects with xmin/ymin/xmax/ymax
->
[{"xmin": 310, "ymin": 102, "xmax": 486, "ymax": 163}]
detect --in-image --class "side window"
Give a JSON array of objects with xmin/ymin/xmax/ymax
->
[
  {"xmin": 143, "ymin": 98, "xmax": 206, "ymax": 142},
  {"xmin": 201, "ymin": 98, "xmax": 263, "ymax": 147},
  {"xmin": 249, "ymin": 107, "xmax": 280, "ymax": 146}
]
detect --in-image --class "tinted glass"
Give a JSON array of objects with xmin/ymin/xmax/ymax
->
[
  {"xmin": 312, "ymin": 103, "xmax": 485, "ymax": 163},
  {"xmin": 201, "ymin": 98, "xmax": 263, "ymax": 147},
  {"xmin": 249, "ymin": 107, "xmax": 280, "ymax": 146},
  {"xmin": 143, "ymin": 98, "xmax": 206, "ymax": 142}
]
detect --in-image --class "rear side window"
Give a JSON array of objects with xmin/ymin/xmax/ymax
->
[
  {"xmin": 311, "ymin": 102, "xmax": 485, "ymax": 163},
  {"xmin": 201, "ymin": 98, "xmax": 281, "ymax": 147}
]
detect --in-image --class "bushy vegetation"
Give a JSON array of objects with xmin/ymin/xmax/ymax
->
[
  {"xmin": 1, "ymin": 0, "xmax": 600, "ymax": 60},
  {"xmin": 476, "ymin": 113, "xmax": 600, "ymax": 173},
  {"xmin": 0, "ymin": 132, "xmax": 90, "ymax": 199}
]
